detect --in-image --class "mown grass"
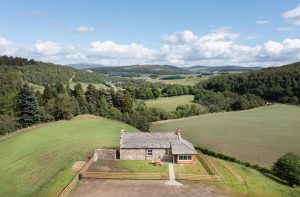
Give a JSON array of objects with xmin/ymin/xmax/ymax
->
[
  {"xmin": 0, "ymin": 117, "xmax": 136, "ymax": 197},
  {"xmin": 209, "ymin": 157, "xmax": 300, "ymax": 197},
  {"xmin": 88, "ymin": 160, "xmax": 168, "ymax": 173},
  {"xmin": 150, "ymin": 104, "xmax": 300, "ymax": 167},
  {"xmin": 145, "ymin": 95, "xmax": 202, "ymax": 112},
  {"xmin": 174, "ymin": 157, "xmax": 209, "ymax": 176}
]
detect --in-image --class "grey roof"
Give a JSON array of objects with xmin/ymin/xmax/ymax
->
[{"xmin": 120, "ymin": 132, "xmax": 197, "ymax": 155}]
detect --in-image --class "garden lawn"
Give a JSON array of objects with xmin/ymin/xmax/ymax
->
[
  {"xmin": 145, "ymin": 95, "xmax": 202, "ymax": 112},
  {"xmin": 0, "ymin": 117, "xmax": 137, "ymax": 197},
  {"xmin": 150, "ymin": 104, "xmax": 300, "ymax": 167},
  {"xmin": 88, "ymin": 160, "xmax": 168, "ymax": 173},
  {"xmin": 174, "ymin": 156, "xmax": 209, "ymax": 177}
]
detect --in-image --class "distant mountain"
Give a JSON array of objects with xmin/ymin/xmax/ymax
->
[
  {"xmin": 89, "ymin": 64, "xmax": 192, "ymax": 75},
  {"xmin": 187, "ymin": 65, "xmax": 262, "ymax": 73},
  {"xmin": 68, "ymin": 63, "xmax": 106, "ymax": 69}
]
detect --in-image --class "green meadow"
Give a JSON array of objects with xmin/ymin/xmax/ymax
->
[
  {"xmin": 145, "ymin": 95, "xmax": 201, "ymax": 112},
  {"xmin": 150, "ymin": 104, "xmax": 300, "ymax": 167},
  {"xmin": 0, "ymin": 117, "xmax": 136, "ymax": 197}
]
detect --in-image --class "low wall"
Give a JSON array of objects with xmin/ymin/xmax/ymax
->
[
  {"xmin": 58, "ymin": 153, "xmax": 95, "ymax": 197},
  {"xmin": 95, "ymin": 149, "xmax": 116, "ymax": 161}
]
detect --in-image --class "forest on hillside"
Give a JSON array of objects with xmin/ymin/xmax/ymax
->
[{"xmin": 1, "ymin": 56, "xmax": 300, "ymax": 136}]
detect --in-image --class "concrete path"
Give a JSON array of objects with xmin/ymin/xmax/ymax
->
[{"xmin": 165, "ymin": 163, "xmax": 183, "ymax": 186}]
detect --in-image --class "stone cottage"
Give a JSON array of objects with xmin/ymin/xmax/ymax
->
[{"xmin": 119, "ymin": 128, "xmax": 197, "ymax": 164}]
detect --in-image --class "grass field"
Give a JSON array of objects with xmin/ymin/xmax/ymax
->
[
  {"xmin": 208, "ymin": 157, "xmax": 299, "ymax": 197},
  {"xmin": 152, "ymin": 75, "xmax": 211, "ymax": 85},
  {"xmin": 150, "ymin": 104, "xmax": 300, "ymax": 167},
  {"xmin": 145, "ymin": 95, "xmax": 201, "ymax": 112},
  {"xmin": 0, "ymin": 117, "xmax": 136, "ymax": 197}
]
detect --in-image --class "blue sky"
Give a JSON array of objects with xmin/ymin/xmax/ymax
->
[{"xmin": 1, "ymin": 0, "xmax": 300, "ymax": 67}]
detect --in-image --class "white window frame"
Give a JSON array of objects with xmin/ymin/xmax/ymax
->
[
  {"xmin": 147, "ymin": 149, "xmax": 153, "ymax": 156},
  {"xmin": 178, "ymin": 155, "xmax": 192, "ymax": 161}
]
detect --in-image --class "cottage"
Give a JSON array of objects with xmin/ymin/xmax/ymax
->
[{"xmin": 119, "ymin": 128, "xmax": 197, "ymax": 164}]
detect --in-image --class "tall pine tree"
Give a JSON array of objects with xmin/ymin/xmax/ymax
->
[{"xmin": 17, "ymin": 83, "xmax": 39, "ymax": 127}]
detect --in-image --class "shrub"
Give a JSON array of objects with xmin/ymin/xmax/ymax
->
[{"xmin": 272, "ymin": 152, "xmax": 300, "ymax": 186}]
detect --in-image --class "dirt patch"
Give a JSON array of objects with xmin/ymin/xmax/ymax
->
[
  {"xmin": 72, "ymin": 179, "xmax": 231, "ymax": 197},
  {"xmin": 71, "ymin": 161, "xmax": 86, "ymax": 171}
]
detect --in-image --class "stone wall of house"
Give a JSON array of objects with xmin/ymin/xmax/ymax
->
[
  {"xmin": 120, "ymin": 149, "xmax": 145, "ymax": 160},
  {"xmin": 120, "ymin": 148, "xmax": 172, "ymax": 162},
  {"xmin": 94, "ymin": 149, "xmax": 116, "ymax": 161}
]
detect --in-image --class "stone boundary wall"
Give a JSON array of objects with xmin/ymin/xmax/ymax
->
[
  {"xmin": 94, "ymin": 149, "xmax": 116, "ymax": 161},
  {"xmin": 58, "ymin": 153, "xmax": 95, "ymax": 197}
]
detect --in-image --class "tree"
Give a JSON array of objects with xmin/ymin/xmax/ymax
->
[
  {"xmin": 55, "ymin": 82, "xmax": 66, "ymax": 94},
  {"xmin": 120, "ymin": 91, "xmax": 134, "ymax": 113},
  {"xmin": 97, "ymin": 95, "xmax": 109, "ymax": 116},
  {"xmin": 85, "ymin": 84, "xmax": 98, "ymax": 114},
  {"xmin": 16, "ymin": 83, "xmax": 39, "ymax": 127},
  {"xmin": 54, "ymin": 93, "xmax": 76, "ymax": 120},
  {"xmin": 272, "ymin": 152, "xmax": 300, "ymax": 186},
  {"xmin": 73, "ymin": 83, "xmax": 87, "ymax": 114}
]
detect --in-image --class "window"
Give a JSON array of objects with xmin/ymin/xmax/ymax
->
[
  {"xmin": 147, "ymin": 149, "xmax": 153, "ymax": 156},
  {"xmin": 165, "ymin": 149, "xmax": 171, "ymax": 155},
  {"xmin": 178, "ymin": 155, "xmax": 192, "ymax": 160}
]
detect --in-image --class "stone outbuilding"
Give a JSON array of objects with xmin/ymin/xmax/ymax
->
[{"xmin": 119, "ymin": 128, "xmax": 197, "ymax": 164}]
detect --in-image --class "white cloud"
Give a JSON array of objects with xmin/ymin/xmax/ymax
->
[
  {"xmin": 1, "ymin": 30, "xmax": 300, "ymax": 67},
  {"xmin": 76, "ymin": 26, "xmax": 95, "ymax": 33},
  {"xmin": 0, "ymin": 37, "xmax": 15, "ymax": 55},
  {"xmin": 277, "ymin": 27, "xmax": 294, "ymax": 32},
  {"xmin": 88, "ymin": 41, "xmax": 156, "ymax": 60},
  {"xmin": 256, "ymin": 20, "xmax": 270, "ymax": 24},
  {"xmin": 282, "ymin": 4, "xmax": 300, "ymax": 25}
]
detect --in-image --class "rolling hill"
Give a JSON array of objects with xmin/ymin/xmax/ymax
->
[
  {"xmin": 0, "ymin": 56, "xmax": 107, "ymax": 86},
  {"xmin": 89, "ymin": 64, "xmax": 192, "ymax": 75},
  {"xmin": 187, "ymin": 65, "xmax": 262, "ymax": 73}
]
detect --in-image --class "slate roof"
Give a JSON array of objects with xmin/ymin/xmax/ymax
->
[{"xmin": 120, "ymin": 132, "xmax": 197, "ymax": 155}]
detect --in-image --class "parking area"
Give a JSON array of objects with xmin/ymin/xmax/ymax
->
[{"xmin": 71, "ymin": 179, "xmax": 229, "ymax": 197}]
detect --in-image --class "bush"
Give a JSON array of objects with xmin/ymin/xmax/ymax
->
[{"xmin": 272, "ymin": 152, "xmax": 300, "ymax": 186}]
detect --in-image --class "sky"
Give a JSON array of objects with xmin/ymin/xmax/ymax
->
[{"xmin": 1, "ymin": 0, "xmax": 300, "ymax": 67}]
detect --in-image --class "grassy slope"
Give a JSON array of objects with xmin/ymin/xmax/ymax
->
[
  {"xmin": 0, "ymin": 117, "xmax": 136, "ymax": 197},
  {"xmin": 145, "ymin": 95, "xmax": 201, "ymax": 112},
  {"xmin": 208, "ymin": 157, "xmax": 299, "ymax": 197},
  {"xmin": 150, "ymin": 104, "xmax": 300, "ymax": 167}
]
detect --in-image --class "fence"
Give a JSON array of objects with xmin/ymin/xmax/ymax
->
[
  {"xmin": 82, "ymin": 171, "xmax": 169, "ymax": 180},
  {"xmin": 58, "ymin": 153, "xmax": 95, "ymax": 197},
  {"xmin": 198, "ymin": 151, "xmax": 220, "ymax": 176}
]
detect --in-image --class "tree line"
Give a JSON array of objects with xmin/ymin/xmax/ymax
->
[{"xmin": 198, "ymin": 62, "xmax": 300, "ymax": 104}]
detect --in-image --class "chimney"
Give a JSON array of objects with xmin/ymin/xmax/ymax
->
[
  {"xmin": 120, "ymin": 127, "xmax": 125, "ymax": 146},
  {"xmin": 176, "ymin": 127, "xmax": 181, "ymax": 142}
]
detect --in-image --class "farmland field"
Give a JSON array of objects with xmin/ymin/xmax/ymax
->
[
  {"xmin": 150, "ymin": 104, "xmax": 300, "ymax": 167},
  {"xmin": 152, "ymin": 75, "xmax": 211, "ymax": 85},
  {"xmin": 144, "ymin": 95, "xmax": 201, "ymax": 112},
  {"xmin": 0, "ymin": 116, "xmax": 136, "ymax": 197}
]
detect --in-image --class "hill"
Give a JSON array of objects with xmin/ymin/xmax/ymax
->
[
  {"xmin": 200, "ymin": 62, "xmax": 300, "ymax": 104},
  {"xmin": 0, "ymin": 56, "xmax": 107, "ymax": 85},
  {"xmin": 0, "ymin": 116, "xmax": 137, "ymax": 197},
  {"xmin": 89, "ymin": 64, "xmax": 192, "ymax": 75},
  {"xmin": 187, "ymin": 65, "xmax": 262, "ymax": 73},
  {"xmin": 69, "ymin": 63, "xmax": 106, "ymax": 69},
  {"xmin": 150, "ymin": 104, "xmax": 300, "ymax": 167}
]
